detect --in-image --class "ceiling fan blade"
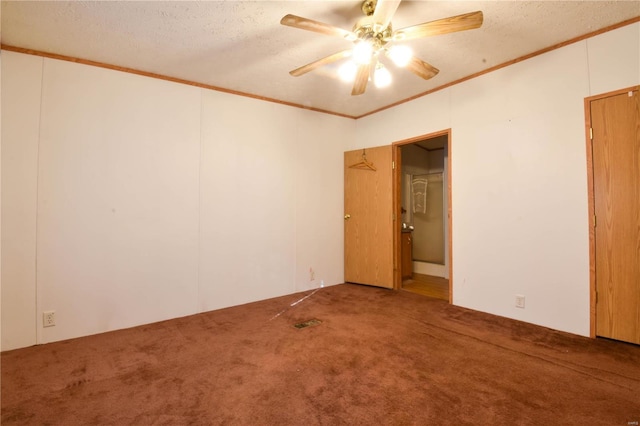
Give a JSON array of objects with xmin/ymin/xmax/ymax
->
[
  {"xmin": 405, "ymin": 57, "xmax": 439, "ymax": 80},
  {"xmin": 290, "ymin": 50, "xmax": 353, "ymax": 77},
  {"xmin": 280, "ymin": 14, "xmax": 356, "ymax": 40},
  {"xmin": 393, "ymin": 11, "xmax": 483, "ymax": 41},
  {"xmin": 351, "ymin": 63, "xmax": 372, "ymax": 96},
  {"xmin": 372, "ymin": 0, "xmax": 402, "ymax": 30}
]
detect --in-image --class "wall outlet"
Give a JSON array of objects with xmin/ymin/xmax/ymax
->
[
  {"xmin": 43, "ymin": 311, "xmax": 56, "ymax": 327},
  {"xmin": 309, "ymin": 267, "xmax": 315, "ymax": 281},
  {"xmin": 515, "ymin": 295, "xmax": 525, "ymax": 309}
]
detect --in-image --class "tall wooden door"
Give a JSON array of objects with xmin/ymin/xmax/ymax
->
[
  {"xmin": 591, "ymin": 88, "xmax": 640, "ymax": 345},
  {"xmin": 344, "ymin": 146, "xmax": 394, "ymax": 288}
]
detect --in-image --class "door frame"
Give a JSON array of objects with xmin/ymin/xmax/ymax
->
[
  {"xmin": 584, "ymin": 85, "xmax": 640, "ymax": 338},
  {"xmin": 392, "ymin": 129, "xmax": 453, "ymax": 303}
]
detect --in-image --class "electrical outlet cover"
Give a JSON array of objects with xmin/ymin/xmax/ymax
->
[{"xmin": 43, "ymin": 311, "xmax": 56, "ymax": 327}]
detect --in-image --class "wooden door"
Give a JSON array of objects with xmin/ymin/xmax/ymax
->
[
  {"xmin": 591, "ymin": 88, "xmax": 640, "ymax": 345},
  {"xmin": 344, "ymin": 146, "xmax": 393, "ymax": 288}
]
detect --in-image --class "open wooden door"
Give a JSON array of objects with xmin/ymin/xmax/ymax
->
[
  {"xmin": 344, "ymin": 146, "xmax": 394, "ymax": 288},
  {"xmin": 590, "ymin": 87, "xmax": 640, "ymax": 345}
]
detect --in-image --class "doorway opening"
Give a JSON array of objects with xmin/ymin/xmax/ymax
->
[{"xmin": 393, "ymin": 130, "xmax": 452, "ymax": 302}]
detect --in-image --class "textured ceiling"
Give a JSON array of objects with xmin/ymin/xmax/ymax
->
[{"xmin": 2, "ymin": 1, "xmax": 639, "ymax": 118}]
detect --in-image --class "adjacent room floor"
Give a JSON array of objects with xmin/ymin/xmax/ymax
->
[{"xmin": 402, "ymin": 273, "xmax": 449, "ymax": 301}]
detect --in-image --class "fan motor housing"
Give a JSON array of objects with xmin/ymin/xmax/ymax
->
[
  {"xmin": 361, "ymin": 0, "xmax": 377, "ymax": 16},
  {"xmin": 353, "ymin": 22, "xmax": 392, "ymax": 48}
]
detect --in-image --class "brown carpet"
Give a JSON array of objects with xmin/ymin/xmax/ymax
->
[{"xmin": 2, "ymin": 284, "xmax": 639, "ymax": 425}]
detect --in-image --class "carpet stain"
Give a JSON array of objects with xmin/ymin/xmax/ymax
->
[{"xmin": 293, "ymin": 319, "xmax": 322, "ymax": 329}]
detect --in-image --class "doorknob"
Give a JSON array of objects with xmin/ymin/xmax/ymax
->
[{"xmin": 344, "ymin": 214, "xmax": 351, "ymax": 220}]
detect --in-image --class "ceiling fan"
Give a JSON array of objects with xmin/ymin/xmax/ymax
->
[{"xmin": 280, "ymin": 0, "xmax": 483, "ymax": 96}]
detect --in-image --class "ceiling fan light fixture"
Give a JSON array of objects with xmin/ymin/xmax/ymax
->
[
  {"xmin": 338, "ymin": 61, "xmax": 358, "ymax": 83},
  {"xmin": 280, "ymin": 2, "xmax": 485, "ymax": 96},
  {"xmin": 353, "ymin": 40, "xmax": 374, "ymax": 65},
  {"xmin": 387, "ymin": 44, "xmax": 413, "ymax": 67},
  {"xmin": 374, "ymin": 63, "xmax": 392, "ymax": 88}
]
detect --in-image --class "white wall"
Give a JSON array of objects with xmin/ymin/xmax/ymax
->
[
  {"xmin": 450, "ymin": 42, "xmax": 591, "ymax": 335},
  {"xmin": 36, "ymin": 59, "xmax": 202, "ymax": 344},
  {"xmin": 1, "ymin": 52, "xmax": 349, "ymax": 350},
  {"xmin": 587, "ymin": 23, "xmax": 640, "ymax": 95},
  {"xmin": 199, "ymin": 91, "xmax": 296, "ymax": 311},
  {"xmin": 198, "ymin": 91, "xmax": 347, "ymax": 311},
  {"xmin": 293, "ymin": 110, "xmax": 347, "ymax": 292},
  {"xmin": 1, "ymin": 52, "xmax": 41, "ymax": 349},
  {"xmin": 353, "ymin": 23, "xmax": 639, "ymax": 337}
]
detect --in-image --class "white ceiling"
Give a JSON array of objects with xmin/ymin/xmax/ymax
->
[{"xmin": 2, "ymin": 1, "xmax": 638, "ymax": 118}]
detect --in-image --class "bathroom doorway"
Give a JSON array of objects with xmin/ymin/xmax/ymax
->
[{"xmin": 393, "ymin": 130, "xmax": 451, "ymax": 302}]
